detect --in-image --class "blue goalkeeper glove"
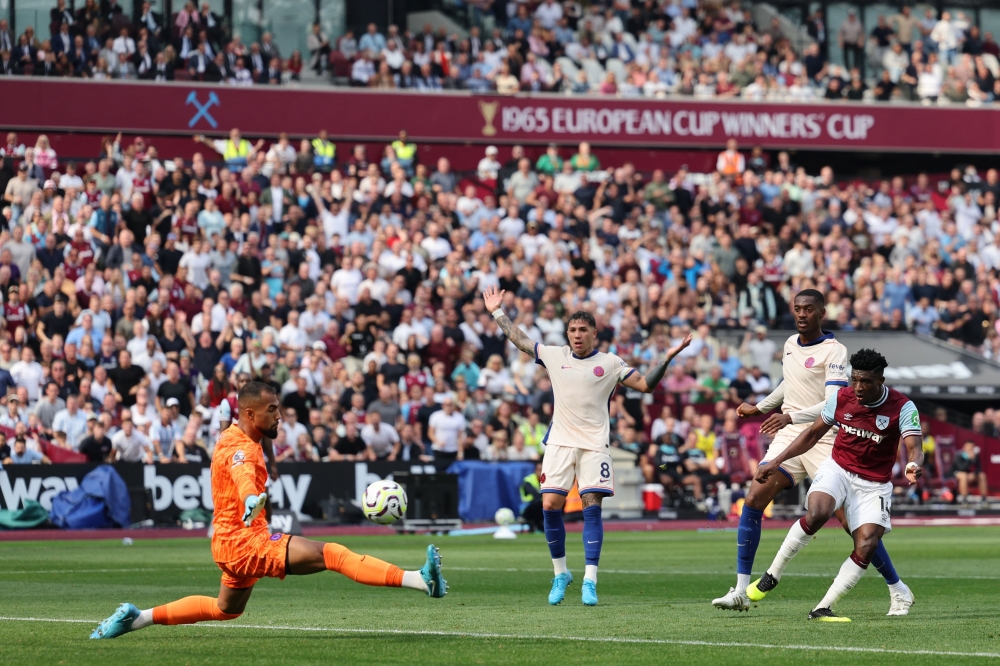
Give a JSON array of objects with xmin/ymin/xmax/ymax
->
[{"xmin": 242, "ymin": 492, "xmax": 268, "ymax": 527}]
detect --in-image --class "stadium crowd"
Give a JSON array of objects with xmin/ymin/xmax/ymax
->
[
  {"xmin": 3, "ymin": 0, "xmax": 1000, "ymax": 106},
  {"xmin": 0, "ymin": 124, "xmax": 996, "ymax": 502}
]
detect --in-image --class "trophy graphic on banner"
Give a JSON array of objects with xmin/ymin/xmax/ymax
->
[{"xmin": 479, "ymin": 100, "xmax": 499, "ymax": 136}]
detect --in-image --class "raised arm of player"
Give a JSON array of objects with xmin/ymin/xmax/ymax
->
[
  {"xmin": 620, "ymin": 334, "xmax": 692, "ymax": 393},
  {"xmin": 755, "ymin": 414, "xmax": 834, "ymax": 484},
  {"xmin": 482, "ymin": 285, "xmax": 536, "ymax": 356}
]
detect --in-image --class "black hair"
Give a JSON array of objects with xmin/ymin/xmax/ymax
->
[
  {"xmin": 567, "ymin": 311, "xmax": 596, "ymax": 329},
  {"xmin": 795, "ymin": 289, "xmax": 825, "ymax": 306},
  {"xmin": 238, "ymin": 380, "xmax": 277, "ymax": 410},
  {"xmin": 850, "ymin": 348, "xmax": 888, "ymax": 374}
]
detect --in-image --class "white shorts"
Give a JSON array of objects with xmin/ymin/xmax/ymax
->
[
  {"xmin": 762, "ymin": 423, "xmax": 836, "ymax": 485},
  {"xmin": 807, "ymin": 458, "xmax": 893, "ymax": 533},
  {"xmin": 540, "ymin": 444, "xmax": 615, "ymax": 497}
]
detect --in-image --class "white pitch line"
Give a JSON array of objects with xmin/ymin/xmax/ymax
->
[
  {"xmin": 444, "ymin": 567, "xmax": 1000, "ymax": 581},
  {"xmin": 0, "ymin": 616, "xmax": 997, "ymax": 659},
  {"xmin": 2, "ymin": 566, "xmax": 998, "ymax": 581},
  {"xmin": 0, "ymin": 567, "xmax": 218, "ymax": 575}
]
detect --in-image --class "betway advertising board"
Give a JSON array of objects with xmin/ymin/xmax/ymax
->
[
  {"xmin": 3, "ymin": 79, "xmax": 999, "ymax": 153},
  {"xmin": 0, "ymin": 461, "xmax": 443, "ymax": 524}
]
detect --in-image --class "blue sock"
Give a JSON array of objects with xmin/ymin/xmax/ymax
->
[
  {"xmin": 736, "ymin": 507, "xmax": 764, "ymax": 576},
  {"xmin": 582, "ymin": 505, "xmax": 603, "ymax": 567},
  {"xmin": 543, "ymin": 509, "xmax": 566, "ymax": 560},
  {"xmin": 871, "ymin": 540, "xmax": 899, "ymax": 585}
]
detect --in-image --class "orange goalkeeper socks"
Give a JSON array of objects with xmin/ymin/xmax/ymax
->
[
  {"xmin": 152, "ymin": 595, "xmax": 242, "ymax": 625},
  {"xmin": 323, "ymin": 542, "xmax": 403, "ymax": 587}
]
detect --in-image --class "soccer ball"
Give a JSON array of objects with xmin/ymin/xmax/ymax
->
[
  {"xmin": 362, "ymin": 480, "xmax": 408, "ymax": 525},
  {"xmin": 494, "ymin": 507, "xmax": 515, "ymax": 526}
]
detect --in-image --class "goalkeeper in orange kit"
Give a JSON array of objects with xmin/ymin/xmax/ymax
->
[{"xmin": 91, "ymin": 381, "xmax": 447, "ymax": 639}]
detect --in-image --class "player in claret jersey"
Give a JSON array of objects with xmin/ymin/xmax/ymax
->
[
  {"xmin": 713, "ymin": 290, "xmax": 912, "ymax": 615},
  {"xmin": 754, "ymin": 349, "xmax": 924, "ymax": 622}
]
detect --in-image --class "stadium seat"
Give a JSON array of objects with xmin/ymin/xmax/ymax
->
[
  {"xmin": 605, "ymin": 58, "xmax": 627, "ymax": 84},
  {"xmin": 582, "ymin": 58, "xmax": 605, "ymax": 87},
  {"xmin": 555, "ymin": 57, "xmax": 580, "ymax": 85},
  {"xmin": 534, "ymin": 58, "xmax": 553, "ymax": 81},
  {"xmin": 934, "ymin": 439, "xmax": 959, "ymax": 490},
  {"xmin": 719, "ymin": 439, "xmax": 752, "ymax": 486}
]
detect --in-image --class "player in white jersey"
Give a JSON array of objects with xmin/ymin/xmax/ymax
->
[
  {"xmin": 712, "ymin": 290, "xmax": 913, "ymax": 615},
  {"xmin": 483, "ymin": 285, "xmax": 690, "ymax": 606}
]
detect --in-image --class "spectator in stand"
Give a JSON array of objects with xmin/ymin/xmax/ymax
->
[
  {"xmin": 307, "ymin": 22, "xmax": 331, "ymax": 75},
  {"xmin": 838, "ymin": 9, "xmax": 866, "ymax": 78},
  {"xmin": 951, "ymin": 441, "xmax": 988, "ymax": 504}
]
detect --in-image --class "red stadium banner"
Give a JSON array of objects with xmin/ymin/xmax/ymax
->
[{"xmin": 3, "ymin": 78, "xmax": 1000, "ymax": 153}]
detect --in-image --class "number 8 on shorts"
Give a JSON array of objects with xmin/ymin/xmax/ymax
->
[{"xmin": 541, "ymin": 444, "xmax": 616, "ymax": 497}]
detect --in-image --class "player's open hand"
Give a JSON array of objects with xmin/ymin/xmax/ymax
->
[
  {"xmin": 667, "ymin": 334, "xmax": 693, "ymax": 359},
  {"xmin": 905, "ymin": 463, "xmax": 922, "ymax": 485},
  {"xmin": 736, "ymin": 403, "xmax": 760, "ymax": 418},
  {"xmin": 759, "ymin": 413, "xmax": 792, "ymax": 434},
  {"xmin": 755, "ymin": 460, "xmax": 778, "ymax": 484},
  {"xmin": 482, "ymin": 285, "xmax": 505, "ymax": 312}
]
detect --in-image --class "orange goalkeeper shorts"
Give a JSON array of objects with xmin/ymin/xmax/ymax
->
[{"xmin": 212, "ymin": 531, "xmax": 292, "ymax": 589}]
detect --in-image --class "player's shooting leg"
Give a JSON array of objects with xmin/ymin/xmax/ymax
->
[
  {"xmin": 766, "ymin": 491, "xmax": 836, "ymax": 581},
  {"xmin": 734, "ymin": 472, "xmax": 791, "ymax": 593},
  {"xmin": 542, "ymin": 492, "xmax": 569, "ymax": 576},
  {"xmin": 286, "ymin": 536, "xmax": 434, "ymax": 594},
  {"xmin": 814, "ymin": 523, "xmax": 885, "ymax": 612},
  {"xmin": 835, "ymin": 507, "xmax": 900, "ymax": 586}
]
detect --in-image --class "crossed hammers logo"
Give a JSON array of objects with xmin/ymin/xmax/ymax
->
[{"xmin": 186, "ymin": 90, "xmax": 220, "ymax": 128}]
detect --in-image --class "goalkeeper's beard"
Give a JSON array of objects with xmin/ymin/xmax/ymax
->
[{"xmin": 262, "ymin": 426, "xmax": 279, "ymax": 439}]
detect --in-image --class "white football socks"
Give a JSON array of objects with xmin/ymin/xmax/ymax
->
[
  {"xmin": 553, "ymin": 556, "xmax": 568, "ymax": 576},
  {"xmin": 736, "ymin": 573, "xmax": 751, "ymax": 594},
  {"xmin": 888, "ymin": 580, "xmax": 908, "ymax": 596},
  {"xmin": 584, "ymin": 565, "xmax": 598, "ymax": 583},
  {"xmin": 131, "ymin": 608, "xmax": 154, "ymax": 630},
  {"xmin": 767, "ymin": 519, "xmax": 814, "ymax": 580},
  {"xmin": 402, "ymin": 570, "xmax": 429, "ymax": 592},
  {"xmin": 815, "ymin": 557, "xmax": 867, "ymax": 610}
]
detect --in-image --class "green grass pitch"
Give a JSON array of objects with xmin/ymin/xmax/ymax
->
[{"xmin": 1, "ymin": 526, "xmax": 998, "ymax": 665}]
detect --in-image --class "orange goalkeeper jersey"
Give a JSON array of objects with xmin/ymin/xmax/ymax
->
[{"xmin": 212, "ymin": 425, "xmax": 268, "ymax": 544}]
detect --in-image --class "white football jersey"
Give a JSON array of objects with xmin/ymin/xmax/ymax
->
[
  {"xmin": 779, "ymin": 332, "xmax": 849, "ymax": 414},
  {"xmin": 535, "ymin": 343, "xmax": 635, "ymax": 452}
]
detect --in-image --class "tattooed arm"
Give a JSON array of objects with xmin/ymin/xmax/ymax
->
[{"xmin": 483, "ymin": 285, "xmax": 536, "ymax": 356}]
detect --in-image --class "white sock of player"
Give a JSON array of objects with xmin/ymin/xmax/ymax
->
[
  {"xmin": 736, "ymin": 573, "xmax": 751, "ymax": 594},
  {"xmin": 131, "ymin": 608, "xmax": 154, "ymax": 630},
  {"xmin": 401, "ymin": 570, "xmax": 430, "ymax": 592},
  {"xmin": 584, "ymin": 564, "xmax": 598, "ymax": 584},
  {"xmin": 552, "ymin": 556, "xmax": 568, "ymax": 576},
  {"xmin": 888, "ymin": 579, "xmax": 908, "ymax": 596},
  {"xmin": 767, "ymin": 517, "xmax": 815, "ymax": 580},
  {"xmin": 815, "ymin": 555, "xmax": 868, "ymax": 610}
]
